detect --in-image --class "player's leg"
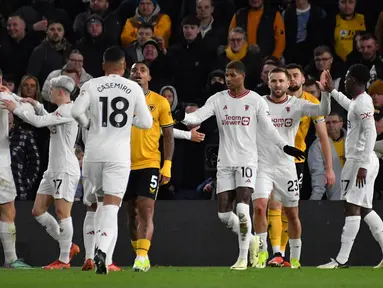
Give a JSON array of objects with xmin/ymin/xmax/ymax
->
[
  {"xmin": 283, "ymin": 206, "xmax": 301, "ymax": 269},
  {"xmin": 0, "ymin": 167, "xmax": 30, "ymax": 268},
  {"xmin": 252, "ymin": 169, "xmax": 274, "ymax": 268},
  {"xmin": 267, "ymin": 196, "xmax": 284, "ymax": 266},
  {"xmin": 82, "ymin": 204, "xmax": 97, "ymax": 271},
  {"xmin": 94, "ymin": 163, "xmax": 130, "ymax": 275}
]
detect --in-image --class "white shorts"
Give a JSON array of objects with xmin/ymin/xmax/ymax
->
[
  {"xmin": 37, "ymin": 171, "xmax": 80, "ymax": 203},
  {"xmin": 252, "ymin": 164, "xmax": 299, "ymax": 207},
  {"xmin": 341, "ymin": 157, "xmax": 379, "ymax": 209},
  {"xmin": 0, "ymin": 166, "xmax": 17, "ymax": 204},
  {"xmin": 216, "ymin": 166, "xmax": 257, "ymax": 194},
  {"xmin": 82, "ymin": 161, "xmax": 131, "ymax": 199}
]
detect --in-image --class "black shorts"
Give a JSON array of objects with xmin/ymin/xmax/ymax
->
[
  {"xmin": 124, "ymin": 168, "xmax": 160, "ymax": 201},
  {"xmin": 295, "ymin": 162, "xmax": 305, "ymax": 192}
]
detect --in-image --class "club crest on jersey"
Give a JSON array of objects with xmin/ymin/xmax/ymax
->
[
  {"xmin": 148, "ymin": 104, "xmax": 156, "ymax": 112},
  {"xmin": 285, "ymin": 106, "xmax": 290, "ymax": 113},
  {"xmin": 55, "ymin": 111, "xmax": 63, "ymax": 117},
  {"xmin": 245, "ymin": 105, "xmax": 249, "ymax": 111}
]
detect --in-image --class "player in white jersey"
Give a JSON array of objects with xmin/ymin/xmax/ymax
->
[
  {"xmin": 251, "ymin": 67, "xmax": 331, "ymax": 269},
  {"xmin": 0, "ymin": 84, "xmax": 32, "ymax": 269},
  {"xmin": 174, "ymin": 60, "xmax": 306, "ymax": 270},
  {"xmin": 318, "ymin": 65, "xmax": 383, "ymax": 269},
  {"xmin": 71, "ymin": 47, "xmax": 153, "ymax": 274},
  {"xmin": 1, "ymin": 75, "xmax": 81, "ymax": 269}
]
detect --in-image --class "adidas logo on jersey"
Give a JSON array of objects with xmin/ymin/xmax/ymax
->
[
  {"xmin": 245, "ymin": 179, "xmax": 251, "ymax": 183},
  {"xmin": 223, "ymin": 105, "xmax": 227, "ymax": 110}
]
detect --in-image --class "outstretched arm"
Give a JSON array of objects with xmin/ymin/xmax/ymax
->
[
  {"xmin": 300, "ymin": 92, "xmax": 331, "ymax": 117},
  {"xmin": 72, "ymin": 85, "xmax": 91, "ymax": 129},
  {"xmin": 181, "ymin": 97, "xmax": 216, "ymax": 126},
  {"xmin": 330, "ymin": 89, "xmax": 352, "ymax": 111}
]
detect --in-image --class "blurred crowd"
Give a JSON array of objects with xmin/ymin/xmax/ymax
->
[{"xmin": 0, "ymin": 0, "xmax": 382, "ymax": 201}]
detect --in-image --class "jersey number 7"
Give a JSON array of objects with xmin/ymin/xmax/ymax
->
[{"xmin": 99, "ymin": 96, "xmax": 130, "ymax": 128}]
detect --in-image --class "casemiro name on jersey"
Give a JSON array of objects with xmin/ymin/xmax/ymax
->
[{"xmin": 97, "ymin": 82, "xmax": 132, "ymax": 94}]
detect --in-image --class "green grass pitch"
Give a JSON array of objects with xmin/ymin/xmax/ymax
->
[{"xmin": 1, "ymin": 267, "xmax": 382, "ymax": 288}]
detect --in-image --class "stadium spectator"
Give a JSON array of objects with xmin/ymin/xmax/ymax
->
[
  {"xmin": 27, "ymin": 20, "xmax": 71, "ymax": 87},
  {"xmin": 41, "ymin": 50, "xmax": 92, "ymax": 103},
  {"xmin": 73, "ymin": 0, "xmax": 121, "ymax": 45},
  {"xmin": 166, "ymin": 16, "xmax": 215, "ymax": 103},
  {"xmin": 229, "ymin": 0, "xmax": 286, "ymax": 59},
  {"xmin": 124, "ymin": 23, "xmax": 154, "ymax": 69},
  {"xmin": 0, "ymin": 14, "xmax": 40, "ymax": 87},
  {"xmin": 308, "ymin": 112, "xmax": 345, "ymax": 200},
  {"xmin": 75, "ymin": 14, "xmax": 113, "ymax": 77},
  {"xmin": 214, "ymin": 27, "xmax": 262, "ymax": 90},
  {"xmin": 376, "ymin": 11, "xmax": 383, "ymax": 56},
  {"xmin": 254, "ymin": 56, "xmax": 280, "ymax": 96},
  {"xmin": 283, "ymin": 0, "xmax": 326, "ymax": 67},
  {"xmin": 325, "ymin": 0, "xmax": 366, "ymax": 62},
  {"xmin": 303, "ymin": 78, "xmax": 320, "ymax": 99},
  {"xmin": 120, "ymin": 0, "xmax": 172, "ymax": 48},
  {"xmin": 2, "ymin": 75, "xmax": 17, "ymax": 93}
]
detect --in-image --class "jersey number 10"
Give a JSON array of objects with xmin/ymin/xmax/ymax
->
[{"xmin": 99, "ymin": 96, "xmax": 130, "ymax": 128}]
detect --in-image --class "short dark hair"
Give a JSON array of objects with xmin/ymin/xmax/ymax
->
[
  {"xmin": 48, "ymin": 20, "xmax": 64, "ymax": 29},
  {"xmin": 348, "ymin": 64, "xmax": 371, "ymax": 86},
  {"xmin": 360, "ymin": 32, "xmax": 377, "ymax": 42},
  {"xmin": 262, "ymin": 55, "xmax": 281, "ymax": 67},
  {"xmin": 103, "ymin": 46, "xmax": 125, "ymax": 63},
  {"xmin": 138, "ymin": 23, "xmax": 154, "ymax": 32},
  {"xmin": 182, "ymin": 15, "xmax": 200, "ymax": 27},
  {"xmin": 286, "ymin": 63, "xmax": 305, "ymax": 74},
  {"xmin": 269, "ymin": 67, "xmax": 291, "ymax": 80},
  {"xmin": 8, "ymin": 13, "xmax": 25, "ymax": 21},
  {"xmin": 226, "ymin": 60, "xmax": 246, "ymax": 74},
  {"xmin": 304, "ymin": 78, "xmax": 320, "ymax": 89},
  {"xmin": 314, "ymin": 45, "xmax": 332, "ymax": 57},
  {"xmin": 0, "ymin": 69, "xmax": 2, "ymax": 76},
  {"xmin": 328, "ymin": 111, "xmax": 343, "ymax": 121}
]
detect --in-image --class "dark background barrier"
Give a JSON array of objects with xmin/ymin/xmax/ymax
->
[{"xmin": 1, "ymin": 201, "xmax": 383, "ymax": 267}]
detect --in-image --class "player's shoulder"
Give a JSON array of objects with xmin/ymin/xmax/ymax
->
[
  {"xmin": 0, "ymin": 92, "xmax": 13, "ymax": 101},
  {"xmin": 302, "ymin": 91, "xmax": 320, "ymax": 104},
  {"xmin": 148, "ymin": 90, "xmax": 170, "ymax": 108},
  {"xmin": 57, "ymin": 102, "xmax": 74, "ymax": 117},
  {"xmin": 358, "ymin": 92, "xmax": 374, "ymax": 107}
]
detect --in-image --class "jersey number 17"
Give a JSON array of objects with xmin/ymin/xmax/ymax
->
[{"xmin": 99, "ymin": 96, "xmax": 130, "ymax": 128}]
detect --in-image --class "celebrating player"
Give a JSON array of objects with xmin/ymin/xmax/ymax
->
[
  {"xmin": 0, "ymin": 87, "xmax": 31, "ymax": 269},
  {"xmin": 252, "ymin": 67, "xmax": 331, "ymax": 269},
  {"xmin": 124, "ymin": 62, "xmax": 174, "ymax": 272},
  {"xmin": 1, "ymin": 75, "xmax": 81, "ymax": 269},
  {"xmin": 267, "ymin": 64, "xmax": 335, "ymax": 267},
  {"xmin": 318, "ymin": 65, "xmax": 383, "ymax": 269},
  {"xmin": 71, "ymin": 47, "xmax": 153, "ymax": 274},
  {"xmin": 174, "ymin": 60, "xmax": 306, "ymax": 270}
]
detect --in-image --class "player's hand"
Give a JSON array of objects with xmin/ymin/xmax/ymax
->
[
  {"xmin": 356, "ymin": 168, "xmax": 367, "ymax": 188},
  {"xmin": 283, "ymin": 145, "xmax": 306, "ymax": 161},
  {"xmin": 324, "ymin": 168, "xmax": 336, "ymax": 188},
  {"xmin": 0, "ymin": 85, "xmax": 12, "ymax": 94},
  {"xmin": 20, "ymin": 97, "xmax": 37, "ymax": 106},
  {"xmin": 190, "ymin": 127, "xmax": 205, "ymax": 142},
  {"xmin": 159, "ymin": 160, "xmax": 172, "ymax": 185},
  {"xmin": 324, "ymin": 70, "xmax": 334, "ymax": 92},
  {"xmin": 0, "ymin": 99, "xmax": 17, "ymax": 112},
  {"xmin": 203, "ymin": 182, "xmax": 213, "ymax": 193}
]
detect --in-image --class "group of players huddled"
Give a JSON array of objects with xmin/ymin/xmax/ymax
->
[{"xmin": 0, "ymin": 46, "xmax": 382, "ymax": 273}]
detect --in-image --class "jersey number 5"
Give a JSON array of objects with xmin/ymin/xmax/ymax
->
[{"xmin": 99, "ymin": 96, "xmax": 129, "ymax": 128}]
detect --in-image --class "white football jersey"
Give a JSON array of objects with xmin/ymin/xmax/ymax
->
[
  {"xmin": 331, "ymin": 90, "xmax": 377, "ymax": 168},
  {"xmin": 182, "ymin": 90, "xmax": 288, "ymax": 167},
  {"xmin": 0, "ymin": 93, "xmax": 14, "ymax": 167},
  {"xmin": 72, "ymin": 74, "xmax": 152, "ymax": 163},
  {"xmin": 258, "ymin": 95, "xmax": 330, "ymax": 166},
  {"xmin": 13, "ymin": 102, "xmax": 80, "ymax": 175}
]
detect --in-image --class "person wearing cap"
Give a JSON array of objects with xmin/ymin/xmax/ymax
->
[
  {"xmin": 121, "ymin": 0, "xmax": 171, "ymax": 48},
  {"xmin": 1, "ymin": 75, "xmax": 81, "ymax": 270}
]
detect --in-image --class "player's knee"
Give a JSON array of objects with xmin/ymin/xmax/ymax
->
[
  {"xmin": 284, "ymin": 207, "xmax": 299, "ymax": 222},
  {"xmin": 31, "ymin": 206, "xmax": 45, "ymax": 218},
  {"xmin": 55, "ymin": 207, "xmax": 70, "ymax": 220},
  {"xmin": 137, "ymin": 205, "xmax": 154, "ymax": 222},
  {"xmin": 254, "ymin": 200, "xmax": 267, "ymax": 216},
  {"xmin": 1, "ymin": 204, "xmax": 16, "ymax": 222}
]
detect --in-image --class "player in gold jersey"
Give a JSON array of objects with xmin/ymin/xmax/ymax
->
[
  {"xmin": 123, "ymin": 62, "xmax": 174, "ymax": 272},
  {"xmin": 267, "ymin": 64, "xmax": 336, "ymax": 266}
]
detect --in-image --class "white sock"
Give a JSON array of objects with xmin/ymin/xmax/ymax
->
[
  {"xmin": 94, "ymin": 204, "xmax": 104, "ymax": 251},
  {"xmin": 35, "ymin": 212, "xmax": 60, "ymax": 241},
  {"xmin": 58, "ymin": 217, "xmax": 73, "ymax": 264},
  {"xmin": 236, "ymin": 203, "xmax": 251, "ymax": 260},
  {"xmin": 364, "ymin": 211, "xmax": 383, "ymax": 255},
  {"xmin": 281, "ymin": 250, "xmax": 285, "ymax": 257},
  {"xmin": 272, "ymin": 246, "xmax": 281, "ymax": 255},
  {"xmin": 106, "ymin": 232, "xmax": 117, "ymax": 266},
  {"xmin": 0, "ymin": 222, "xmax": 18, "ymax": 263},
  {"xmin": 98, "ymin": 205, "xmax": 119, "ymax": 256},
  {"xmin": 289, "ymin": 238, "xmax": 302, "ymax": 261},
  {"xmin": 257, "ymin": 232, "xmax": 268, "ymax": 253},
  {"xmin": 336, "ymin": 215, "xmax": 361, "ymax": 265},
  {"xmin": 218, "ymin": 211, "xmax": 239, "ymax": 234},
  {"xmin": 83, "ymin": 211, "xmax": 96, "ymax": 260}
]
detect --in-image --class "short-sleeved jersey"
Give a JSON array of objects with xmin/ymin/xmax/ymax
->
[
  {"xmin": 131, "ymin": 90, "xmax": 173, "ymax": 170},
  {"xmin": 294, "ymin": 91, "xmax": 324, "ymax": 163},
  {"xmin": 76, "ymin": 74, "xmax": 151, "ymax": 163},
  {"xmin": 0, "ymin": 93, "xmax": 14, "ymax": 167},
  {"xmin": 183, "ymin": 90, "xmax": 287, "ymax": 167},
  {"xmin": 14, "ymin": 102, "xmax": 80, "ymax": 175},
  {"xmin": 258, "ymin": 94, "xmax": 328, "ymax": 166}
]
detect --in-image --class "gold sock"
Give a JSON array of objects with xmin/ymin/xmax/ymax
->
[
  {"xmin": 131, "ymin": 240, "xmax": 138, "ymax": 252},
  {"xmin": 281, "ymin": 214, "xmax": 289, "ymax": 255},
  {"xmin": 268, "ymin": 209, "xmax": 282, "ymax": 250},
  {"xmin": 136, "ymin": 239, "xmax": 151, "ymax": 257}
]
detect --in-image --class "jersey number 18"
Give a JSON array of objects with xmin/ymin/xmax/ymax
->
[{"xmin": 99, "ymin": 96, "xmax": 129, "ymax": 128}]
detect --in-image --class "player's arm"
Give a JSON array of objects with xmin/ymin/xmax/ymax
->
[
  {"xmin": 72, "ymin": 84, "xmax": 91, "ymax": 129},
  {"xmin": 133, "ymin": 86, "xmax": 153, "ymax": 129},
  {"xmin": 173, "ymin": 128, "xmax": 192, "ymax": 140},
  {"xmin": 308, "ymin": 139, "xmax": 328, "ymax": 200},
  {"xmin": 359, "ymin": 100, "xmax": 378, "ymax": 169},
  {"xmin": 300, "ymin": 92, "xmax": 331, "ymax": 117},
  {"xmin": 330, "ymin": 89, "xmax": 352, "ymax": 111},
  {"xmin": 159, "ymin": 98, "xmax": 175, "ymax": 185},
  {"xmin": 179, "ymin": 96, "xmax": 216, "ymax": 125}
]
